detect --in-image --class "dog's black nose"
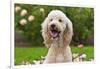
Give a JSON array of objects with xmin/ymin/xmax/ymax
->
[{"xmin": 51, "ymin": 24, "xmax": 55, "ymax": 28}]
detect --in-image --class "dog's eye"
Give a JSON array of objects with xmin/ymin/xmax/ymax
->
[
  {"xmin": 50, "ymin": 19, "xmax": 53, "ymax": 21},
  {"xmin": 59, "ymin": 19, "xmax": 62, "ymax": 22}
]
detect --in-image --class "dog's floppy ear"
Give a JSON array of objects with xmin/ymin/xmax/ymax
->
[
  {"xmin": 41, "ymin": 17, "xmax": 51, "ymax": 48},
  {"xmin": 63, "ymin": 18, "xmax": 73, "ymax": 46}
]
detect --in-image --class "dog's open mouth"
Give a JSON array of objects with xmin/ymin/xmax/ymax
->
[{"xmin": 50, "ymin": 29, "xmax": 60, "ymax": 38}]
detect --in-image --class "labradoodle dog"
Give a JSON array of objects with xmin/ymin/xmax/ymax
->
[{"xmin": 41, "ymin": 10, "xmax": 73, "ymax": 64}]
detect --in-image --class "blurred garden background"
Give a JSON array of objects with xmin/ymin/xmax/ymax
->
[{"xmin": 14, "ymin": 4, "xmax": 94, "ymax": 65}]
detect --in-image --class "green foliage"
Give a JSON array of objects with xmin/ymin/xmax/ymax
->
[
  {"xmin": 65, "ymin": 8, "xmax": 94, "ymax": 44},
  {"xmin": 15, "ymin": 4, "xmax": 94, "ymax": 46}
]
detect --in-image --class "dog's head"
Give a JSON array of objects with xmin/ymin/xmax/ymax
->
[{"xmin": 41, "ymin": 10, "xmax": 73, "ymax": 48}]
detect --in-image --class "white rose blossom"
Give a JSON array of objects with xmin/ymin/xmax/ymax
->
[
  {"xmin": 15, "ymin": 6, "xmax": 21, "ymax": 12},
  {"xmin": 28, "ymin": 15, "xmax": 35, "ymax": 22},
  {"xmin": 20, "ymin": 9, "xmax": 28, "ymax": 16},
  {"xmin": 19, "ymin": 19, "xmax": 27, "ymax": 25}
]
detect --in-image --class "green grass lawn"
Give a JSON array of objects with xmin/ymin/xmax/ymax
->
[{"xmin": 15, "ymin": 46, "xmax": 94, "ymax": 65}]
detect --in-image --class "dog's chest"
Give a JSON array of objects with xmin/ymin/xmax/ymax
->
[{"xmin": 56, "ymin": 54, "xmax": 64, "ymax": 62}]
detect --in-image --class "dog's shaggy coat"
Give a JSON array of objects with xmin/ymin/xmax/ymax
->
[{"xmin": 41, "ymin": 10, "xmax": 73, "ymax": 64}]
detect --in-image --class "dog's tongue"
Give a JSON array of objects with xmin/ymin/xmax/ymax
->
[{"xmin": 51, "ymin": 31, "xmax": 58, "ymax": 38}]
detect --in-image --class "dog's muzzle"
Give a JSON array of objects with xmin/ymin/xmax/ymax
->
[{"xmin": 49, "ymin": 24, "xmax": 61, "ymax": 38}]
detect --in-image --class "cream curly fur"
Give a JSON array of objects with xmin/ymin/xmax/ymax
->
[{"xmin": 41, "ymin": 10, "xmax": 73, "ymax": 64}]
